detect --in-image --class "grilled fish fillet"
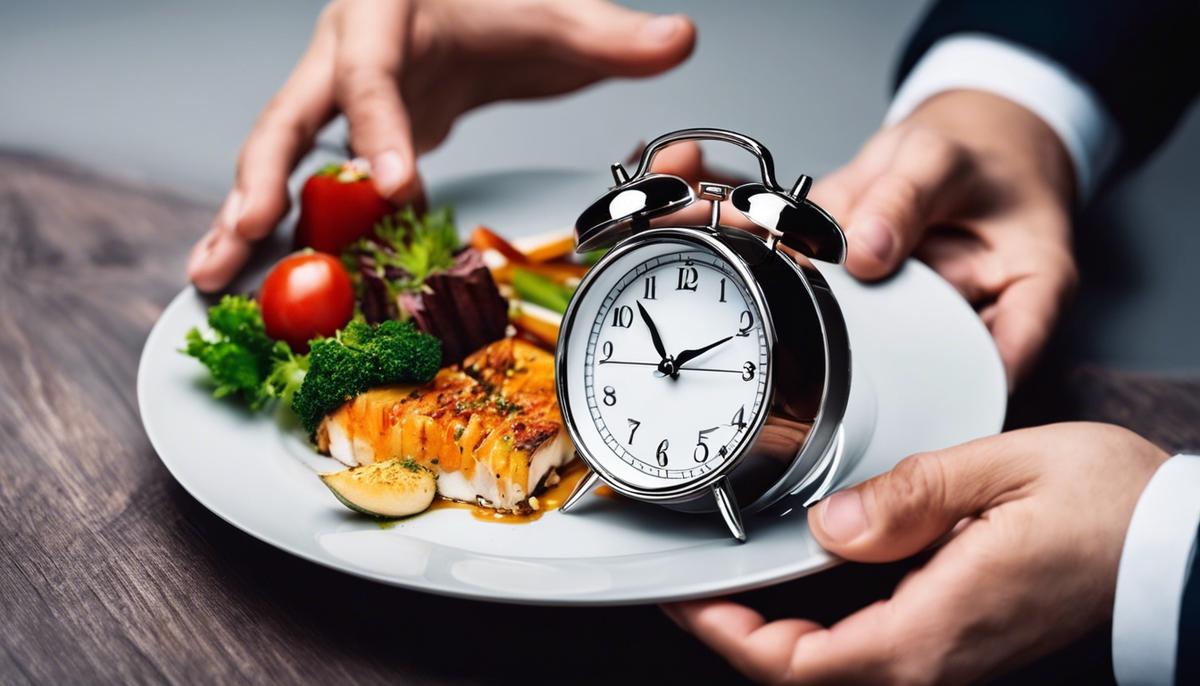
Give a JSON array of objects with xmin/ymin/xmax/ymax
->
[{"xmin": 316, "ymin": 338, "xmax": 574, "ymax": 512}]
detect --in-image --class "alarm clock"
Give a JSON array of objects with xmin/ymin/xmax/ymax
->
[{"xmin": 555, "ymin": 128, "xmax": 851, "ymax": 542}]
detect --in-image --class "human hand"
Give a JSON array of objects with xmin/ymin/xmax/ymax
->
[
  {"xmin": 811, "ymin": 91, "xmax": 1078, "ymax": 387},
  {"xmin": 665, "ymin": 423, "xmax": 1168, "ymax": 685},
  {"xmin": 188, "ymin": 0, "xmax": 695, "ymax": 292}
]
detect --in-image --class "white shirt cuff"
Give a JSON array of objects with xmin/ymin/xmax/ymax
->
[
  {"xmin": 1112, "ymin": 454, "xmax": 1200, "ymax": 686},
  {"xmin": 885, "ymin": 34, "xmax": 1120, "ymax": 203}
]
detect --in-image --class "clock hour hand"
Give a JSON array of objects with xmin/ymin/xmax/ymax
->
[
  {"xmin": 636, "ymin": 301, "xmax": 669, "ymax": 362},
  {"xmin": 674, "ymin": 336, "xmax": 733, "ymax": 369}
]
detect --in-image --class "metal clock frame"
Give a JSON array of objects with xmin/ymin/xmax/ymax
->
[{"xmin": 556, "ymin": 225, "xmax": 851, "ymax": 542}]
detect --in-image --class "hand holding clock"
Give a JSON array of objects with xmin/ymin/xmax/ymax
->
[{"xmin": 664, "ymin": 424, "xmax": 1168, "ymax": 685}]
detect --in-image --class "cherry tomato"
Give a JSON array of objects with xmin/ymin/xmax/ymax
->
[
  {"xmin": 293, "ymin": 161, "xmax": 395, "ymax": 254},
  {"xmin": 260, "ymin": 252, "xmax": 354, "ymax": 351}
]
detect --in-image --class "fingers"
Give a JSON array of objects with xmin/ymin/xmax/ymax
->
[
  {"xmin": 334, "ymin": 0, "xmax": 420, "ymax": 200},
  {"xmin": 550, "ymin": 1, "xmax": 695, "ymax": 77},
  {"xmin": 664, "ymin": 599, "xmax": 840, "ymax": 684},
  {"xmin": 648, "ymin": 140, "xmax": 704, "ymax": 180},
  {"xmin": 808, "ymin": 431, "xmax": 1041, "ymax": 562},
  {"xmin": 189, "ymin": 7, "xmax": 338, "ymax": 292},
  {"xmin": 981, "ymin": 258, "xmax": 1076, "ymax": 388},
  {"xmin": 844, "ymin": 128, "xmax": 970, "ymax": 281},
  {"xmin": 666, "ymin": 596, "xmax": 921, "ymax": 684}
]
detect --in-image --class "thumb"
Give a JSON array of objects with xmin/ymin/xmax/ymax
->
[
  {"xmin": 844, "ymin": 129, "xmax": 969, "ymax": 281},
  {"xmin": 555, "ymin": 1, "xmax": 695, "ymax": 76},
  {"xmin": 808, "ymin": 433, "xmax": 1037, "ymax": 562}
]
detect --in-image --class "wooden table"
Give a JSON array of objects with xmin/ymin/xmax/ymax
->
[{"xmin": 3, "ymin": 153, "xmax": 1197, "ymax": 685}]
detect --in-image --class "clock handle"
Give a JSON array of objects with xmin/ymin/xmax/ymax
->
[
  {"xmin": 558, "ymin": 468, "xmax": 601, "ymax": 514},
  {"xmin": 712, "ymin": 478, "xmax": 748, "ymax": 543}
]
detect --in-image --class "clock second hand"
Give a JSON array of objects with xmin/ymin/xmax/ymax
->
[{"xmin": 598, "ymin": 359, "xmax": 741, "ymax": 374}]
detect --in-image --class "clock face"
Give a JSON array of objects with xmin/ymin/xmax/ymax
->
[{"xmin": 561, "ymin": 236, "xmax": 771, "ymax": 494}]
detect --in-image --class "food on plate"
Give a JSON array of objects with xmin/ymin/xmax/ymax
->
[
  {"xmin": 316, "ymin": 338, "xmax": 574, "ymax": 513},
  {"xmin": 182, "ymin": 196, "xmax": 594, "ymax": 523},
  {"xmin": 183, "ymin": 295, "xmax": 295, "ymax": 410},
  {"xmin": 260, "ymin": 251, "xmax": 355, "ymax": 351},
  {"xmin": 320, "ymin": 458, "xmax": 437, "ymax": 518},
  {"xmin": 292, "ymin": 320, "xmax": 442, "ymax": 434},
  {"xmin": 294, "ymin": 159, "xmax": 395, "ymax": 254},
  {"xmin": 343, "ymin": 208, "xmax": 507, "ymax": 364},
  {"xmin": 511, "ymin": 268, "xmax": 574, "ymax": 313},
  {"xmin": 511, "ymin": 309, "xmax": 561, "ymax": 348}
]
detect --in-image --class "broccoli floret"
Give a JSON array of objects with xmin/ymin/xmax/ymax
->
[
  {"xmin": 264, "ymin": 341, "xmax": 309, "ymax": 408},
  {"xmin": 183, "ymin": 295, "xmax": 278, "ymax": 409},
  {"xmin": 291, "ymin": 320, "xmax": 442, "ymax": 433}
]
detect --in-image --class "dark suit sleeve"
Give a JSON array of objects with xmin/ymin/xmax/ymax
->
[
  {"xmin": 1178, "ymin": 528, "xmax": 1200, "ymax": 685},
  {"xmin": 896, "ymin": 0, "xmax": 1200, "ymax": 180}
]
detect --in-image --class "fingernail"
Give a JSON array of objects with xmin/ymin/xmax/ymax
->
[
  {"xmin": 188, "ymin": 218, "xmax": 252, "ymax": 292},
  {"xmin": 371, "ymin": 150, "xmax": 405, "ymax": 197},
  {"xmin": 852, "ymin": 218, "xmax": 894, "ymax": 264},
  {"xmin": 819, "ymin": 490, "xmax": 868, "ymax": 543},
  {"xmin": 187, "ymin": 226, "xmax": 220, "ymax": 274},
  {"xmin": 641, "ymin": 15, "xmax": 684, "ymax": 44}
]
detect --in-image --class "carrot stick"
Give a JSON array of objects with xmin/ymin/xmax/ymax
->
[
  {"xmin": 524, "ymin": 233, "xmax": 576, "ymax": 263},
  {"xmin": 470, "ymin": 225, "xmax": 528, "ymax": 264},
  {"xmin": 512, "ymin": 311, "xmax": 560, "ymax": 348}
]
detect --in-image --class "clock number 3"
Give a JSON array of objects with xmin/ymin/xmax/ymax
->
[{"xmin": 742, "ymin": 361, "xmax": 756, "ymax": 381}]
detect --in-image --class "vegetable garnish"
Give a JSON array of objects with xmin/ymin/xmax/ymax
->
[
  {"xmin": 469, "ymin": 225, "xmax": 529, "ymax": 264},
  {"xmin": 294, "ymin": 158, "xmax": 395, "ymax": 254},
  {"xmin": 343, "ymin": 207, "xmax": 459, "ymax": 296},
  {"xmin": 291, "ymin": 320, "xmax": 442, "ymax": 434},
  {"xmin": 511, "ymin": 268, "xmax": 575, "ymax": 314},
  {"xmin": 343, "ymin": 207, "xmax": 508, "ymax": 364},
  {"xmin": 260, "ymin": 251, "xmax": 355, "ymax": 352},
  {"xmin": 183, "ymin": 295, "xmax": 286, "ymax": 410}
]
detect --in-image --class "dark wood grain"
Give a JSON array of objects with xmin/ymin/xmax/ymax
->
[{"xmin": 0, "ymin": 151, "xmax": 1197, "ymax": 685}]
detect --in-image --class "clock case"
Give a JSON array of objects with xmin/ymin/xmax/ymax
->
[{"xmin": 556, "ymin": 128, "xmax": 851, "ymax": 542}]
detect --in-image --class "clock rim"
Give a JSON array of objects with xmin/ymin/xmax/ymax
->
[{"xmin": 556, "ymin": 227, "xmax": 778, "ymax": 503}]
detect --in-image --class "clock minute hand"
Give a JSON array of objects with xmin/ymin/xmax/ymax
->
[
  {"xmin": 674, "ymin": 336, "xmax": 733, "ymax": 369},
  {"xmin": 636, "ymin": 301, "xmax": 669, "ymax": 361}
]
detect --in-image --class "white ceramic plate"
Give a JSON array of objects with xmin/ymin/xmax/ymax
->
[{"xmin": 138, "ymin": 169, "xmax": 1005, "ymax": 606}]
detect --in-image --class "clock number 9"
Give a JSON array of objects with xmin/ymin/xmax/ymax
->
[
  {"xmin": 601, "ymin": 340, "xmax": 613, "ymax": 362},
  {"xmin": 656, "ymin": 439, "xmax": 669, "ymax": 467},
  {"xmin": 742, "ymin": 361, "xmax": 756, "ymax": 381},
  {"xmin": 603, "ymin": 386, "xmax": 617, "ymax": 406}
]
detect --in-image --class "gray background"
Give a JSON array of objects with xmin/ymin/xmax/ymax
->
[{"xmin": 1, "ymin": 0, "xmax": 1196, "ymax": 372}]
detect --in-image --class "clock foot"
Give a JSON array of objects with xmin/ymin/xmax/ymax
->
[
  {"xmin": 558, "ymin": 469, "xmax": 601, "ymax": 514},
  {"xmin": 711, "ymin": 478, "xmax": 747, "ymax": 543}
]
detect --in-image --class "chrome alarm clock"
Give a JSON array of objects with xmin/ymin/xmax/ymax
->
[{"xmin": 555, "ymin": 128, "xmax": 851, "ymax": 542}]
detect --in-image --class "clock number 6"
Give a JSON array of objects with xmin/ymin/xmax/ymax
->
[
  {"xmin": 694, "ymin": 426, "xmax": 719, "ymax": 463},
  {"xmin": 656, "ymin": 439, "xmax": 669, "ymax": 467},
  {"xmin": 603, "ymin": 386, "xmax": 617, "ymax": 406}
]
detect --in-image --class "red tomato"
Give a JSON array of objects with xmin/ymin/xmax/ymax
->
[
  {"xmin": 260, "ymin": 252, "xmax": 354, "ymax": 351},
  {"xmin": 293, "ymin": 161, "xmax": 395, "ymax": 254}
]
